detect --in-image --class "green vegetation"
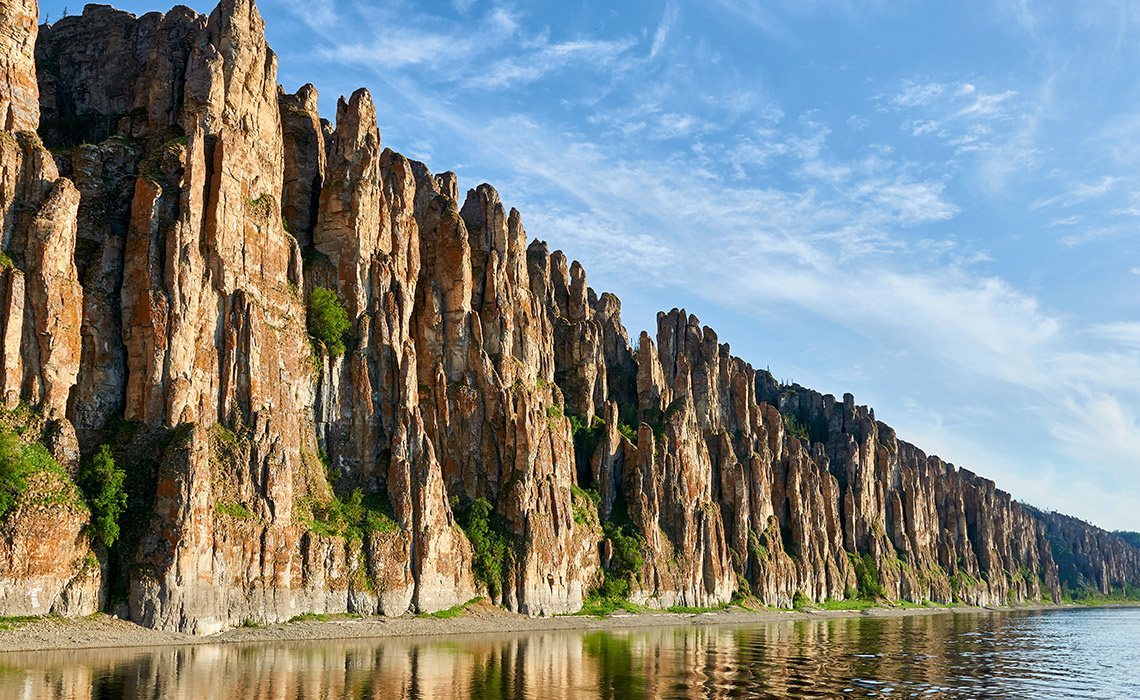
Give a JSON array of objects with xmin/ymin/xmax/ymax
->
[
  {"xmin": 616, "ymin": 420, "xmax": 638, "ymax": 445},
  {"xmin": 848, "ymin": 552, "xmax": 887, "ymax": 600},
  {"xmin": 638, "ymin": 398, "xmax": 686, "ymax": 443},
  {"xmin": 545, "ymin": 404, "xmax": 563, "ymax": 432},
  {"xmin": 210, "ymin": 422, "xmax": 243, "ymax": 451},
  {"xmin": 0, "ymin": 250, "xmax": 14, "ymax": 270},
  {"xmin": 306, "ymin": 287, "xmax": 351, "ymax": 356},
  {"xmin": 573, "ymin": 494, "xmax": 647, "ymax": 615},
  {"xmin": 569, "ymin": 413, "xmax": 607, "ymax": 462},
  {"xmin": 418, "ymin": 597, "xmax": 484, "ymax": 619},
  {"xmin": 747, "ymin": 531, "xmax": 770, "ymax": 563},
  {"xmin": 78, "ymin": 445, "xmax": 127, "ymax": 546},
  {"xmin": 0, "ymin": 432, "xmax": 28, "ymax": 520},
  {"xmin": 950, "ymin": 568, "xmax": 981, "ymax": 602},
  {"xmin": 594, "ymin": 497, "xmax": 645, "ymax": 601},
  {"xmin": 0, "ymin": 614, "xmax": 52, "ymax": 630},
  {"xmin": 140, "ymin": 135, "xmax": 188, "ymax": 186},
  {"xmin": 667, "ymin": 602, "xmax": 731, "ymax": 614},
  {"xmin": 819, "ymin": 598, "xmax": 877, "ymax": 611},
  {"xmin": 301, "ymin": 245, "xmax": 331, "ymax": 270},
  {"xmin": 303, "ymin": 488, "xmax": 397, "ymax": 542},
  {"xmin": 783, "ymin": 414, "xmax": 810, "ymax": 442},
  {"xmin": 215, "ymin": 501, "xmax": 253, "ymax": 519},
  {"xmin": 0, "ymin": 428, "xmax": 85, "ymax": 521},
  {"xmin": 241, "ymin": 618, "xmax": 260, "ymax": 629},
  {"xmin": 454, "ymin": 498, "xmax": 515, "ymax": 599},
  {"xmin": 792, "ymin": 591, "xmax": 812, "ymax": 609},
  {"xmin": 1060, "ymin": 582, "xmax": 1140, "ymax": 605},
  {"xmin": 287, "ymin": 612, "xmax": 363, "ymax": 623},
  {"xmin": 570, "ymin": 484, "xmax": 600, "ymax": 526},
  {"xmin": 1114, "ymin": 531, "xmax": 1140, "ymax": 548},
  {"xmin": 576, "ymin": 597, "xmax": 643, "ymax": 618},
  {"xmin": 616, "ymin": 404, "xmax": 640, "ymax": 446},
  {"xmin": 245, "ymin": 194, "xmax": 276, "ymax": 223}
]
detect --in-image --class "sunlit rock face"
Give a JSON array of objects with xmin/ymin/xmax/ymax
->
[{"xmin": 0, "ymin": 0, "xmax": 1131, "ymax": 633}]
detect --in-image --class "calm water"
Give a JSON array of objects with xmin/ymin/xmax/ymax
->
[{"xmin": 1, "ymin": 607, "xmax": 1137, "ymax": 699}]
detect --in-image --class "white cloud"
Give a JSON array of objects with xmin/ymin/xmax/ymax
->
[
  {"xmin": 317, "ymin": 5, "xmax": 635, "ymax": 92},
  {"xmin": 1092, "ymin": 322, "xmax": 1140, "ymax": 350},
  {"xmin": 276, "ymin": 0, "xmax": 1140, "ymax": 530},
  {"xmin": 650, "ymin": 3, "xmax": 678, "ymax": 59},
  {"xmin": 893, "ymin": 82, "xmax": 945, "ymax": 107},
  {"xmin": 1031, "ymin": 175, "xmax": 1122, "ymax": 209}
]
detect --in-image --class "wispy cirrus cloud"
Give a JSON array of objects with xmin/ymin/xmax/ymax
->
[
  {"xmin": 264, "ymin": 0, "xmax": 1140, "ymax": 529},
  {"xmin": 316, "ymin": 4, "xmax": 636, "ymax": 92}
]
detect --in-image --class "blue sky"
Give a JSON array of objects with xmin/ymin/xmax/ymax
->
[{"xmin": 40, "ymin": 0, "xmax": 1140, "ymax": 530}]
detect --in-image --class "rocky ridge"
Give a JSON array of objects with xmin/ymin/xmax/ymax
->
[{"xmin": 0, "ymin": 0, "xmax": 1133, "ymax": 631}]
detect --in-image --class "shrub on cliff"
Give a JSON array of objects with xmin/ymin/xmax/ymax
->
[
  {"xmin": 455, "ymin": 498, "xmax": 513, "ymax": 598},
  {"xmin": 0, "ymin": 432, "xmax": 28, "ymax": 519},
  {"xmin": 590, "ymin": 496, "xmax": 645, "ymax": 602},
  {"xmin": 307, "ymin": 287, "xmax": 350, "ymax": 356},
  {"xmin": 848, "ymin": 552, "xmax": 887, "ymax": 600},
  {"xmin": 79, "ymin": 445, "xmax": 127, "ymax": 547},
  {"xmin": 304, "ymin": 488, "xmax": 396, "ymax": 542}
]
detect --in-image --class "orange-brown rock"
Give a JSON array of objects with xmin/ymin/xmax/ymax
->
[
  {"xmin": 0, "ymin": 0, "xmax": 1132, "ymax": 634},
  {"xmin": 0, "ymin": 0, "xmax": 39, "ymax": 132}
]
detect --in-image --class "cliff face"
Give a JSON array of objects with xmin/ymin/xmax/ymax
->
[{"xmin": 0, "ymin": 0, "xmax": 1133, "ymax": 632}]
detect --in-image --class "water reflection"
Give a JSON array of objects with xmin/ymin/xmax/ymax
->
[{"xmin": 2, "ymin": 607, "xmax": 1138, "ymax": 699}]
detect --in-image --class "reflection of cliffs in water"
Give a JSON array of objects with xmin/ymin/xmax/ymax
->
[{"xmin": 3, "ymin": 609, "xmax": 1138, "ymax": 699}]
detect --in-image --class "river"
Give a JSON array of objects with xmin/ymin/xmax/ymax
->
[{"xmin": 0, "ymin": 606, "xmax": 1136, "ymax": 698}]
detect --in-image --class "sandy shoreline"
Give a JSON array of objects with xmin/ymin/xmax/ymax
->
[{"xmin": 0, "ymin": 600, "xmax": 1134, "ymax": 654}]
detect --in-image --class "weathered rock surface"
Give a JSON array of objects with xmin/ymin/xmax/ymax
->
[
  {"xmin": 0, "ymin": 0, "xmax": 1132, "ymax": 634},
  {"xmin": 0, "ymin": 410, "xmax": 102, "ymax": 617},
  {"xmin": 0, "ymin": 0, "xmax": 39, "ymax": 132},
  {"xmin": 1035, "ymin": 510, "xmax": 1140, "ymax": 596}
]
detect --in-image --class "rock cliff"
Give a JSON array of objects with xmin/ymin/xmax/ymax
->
[{"xmin": 0, "ymin": 0, "xmax": 1133, "ymax": 631}]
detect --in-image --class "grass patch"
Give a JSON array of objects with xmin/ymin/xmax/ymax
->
[
  {"xmin": 666, "ymin": 603, "xmax": 730, "ymax": 614},
  {"xmin": 576, "ymin": 598, "xmax": 643, "ymax": 618},
  {"xmin": 570, "ymin": 484, "xmax": 599, "ymax": 526},
  {"xmin": 0, "ymin": 428, "xmax": 85, "ymax": 520},
  {"xmin": 819, "ymin": 598, "xmax": 877, "ymax": 611},
  {"xmin": 215, "ymin": 501, "xmax": 253, "ymax": 519},
  {"xmin": 418, "ymin": 597, "xmax": 484, "ymax": 619},
  {"xmin": 287, "ymin": 612, "xmax": 364, "ymax": 623},
  {"xmin": 302, "ymin": 488, "xmax": 397, "ymax": 542}
]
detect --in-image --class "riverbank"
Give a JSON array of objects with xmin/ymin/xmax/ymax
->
[{"xmin": 0, "ymin": 600, "xmax": 1135, "ymax": 654}]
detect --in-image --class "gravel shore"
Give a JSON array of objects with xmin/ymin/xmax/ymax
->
[{"xmin": 0, "ymin": 601, "xmax": 1124, "ymax": 654}]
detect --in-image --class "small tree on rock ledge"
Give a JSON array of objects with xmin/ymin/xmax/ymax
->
[
  {"xmin": 307, "ymin": 286, "xmax": 350, "ymax": 356},
  {"xmin": 81, "ymin": 444, "xmax": 127, "ymax": 547}
]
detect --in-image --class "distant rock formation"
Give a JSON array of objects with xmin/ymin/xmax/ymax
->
[{"xmin": 0, "ymin": 0, "xmax": 1132, "ymax": 631}]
